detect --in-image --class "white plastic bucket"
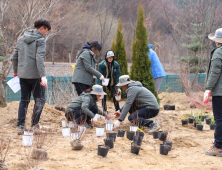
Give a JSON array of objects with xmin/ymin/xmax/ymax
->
[
  {"xmin": 102, "ymin": 78, "xmax": 110, "ymax": 86},
  {"xmin": 68, "ymin": 122, "xmax": 75, "ymax": 128},
  {"xmin": 115, "ymin": 94, "xmax": 121, "ymax": 101},
  {"xmin": 71, "ymin": 132, "xmax": 80, "ymax": 140},
  {"xmin": 129, "ymin": 125, "xmax": 138, "ymax": 132},
  {"xmin": 24, "ymin": 130, "xmax": 34, "ymax": 136},
  {"xmin": 106, "ymin": 124, "xmax": 113, "ymax": 131},
  {"xmin": 78, "ymin": 126, "xmax": 86, "ymax": 134},
  {"xmin": 62, "ymin": 128, "xmax": 70, "ymax": 137},
  {"xmin": 62, "ymin": 120, "xmax": 67, "ymax": 128},
  {"xmin": 96, "ymin": 127, "xmax": 105, "ymax": 137},
  {"xmin": 22, "ymin": 135, "xmax": 33, "ymax": 147}
]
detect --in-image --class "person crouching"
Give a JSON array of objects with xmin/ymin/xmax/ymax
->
[{"xmin": 113, "ymin": 75, "xmax": 160, "ymax": 132}]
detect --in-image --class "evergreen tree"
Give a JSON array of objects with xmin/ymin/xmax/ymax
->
[
  {"xmin": 110, "ymin": 37, "xmax": 116, "ymax": 54},
  {"xmin": 114, "ymin": 18, "xmax": 128, "ymax": 75},
  {"xmin": 130, "ymin": 5, "xmax": 159, "ymax": 103}
]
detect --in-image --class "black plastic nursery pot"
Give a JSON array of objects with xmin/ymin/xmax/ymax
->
[
  {"xmin": 133, "ymin": 135, "xmax": 143, "ymax": 146},
  {"xmin": 164, "ymin": 105, "xmax": 170, "ymax": 110},
  {"xmin": 152, "ymin": 131, "xmax": 160, "ymax": 139},
  {"xmin": 206, "ymin": 119, "xmax": 211, "ymax": 125},
  {"xmin": 106, "ymin": 133, "xmax": 117, "ymax": 142},
  {"xmin": 131, "ymin": 142, "xmax": 141, "ymax": 155},
  {"xmin": 163, "ymin": 141, "xmax": 173, "ymax": 151},
  {"xmin": 194, "ymin": 122, "xmax": 197, "ymax": 127},
  {"xmin": 160, "ymin": 144, "xmax": 170, "ymax": 155},
  {"xmin": 159, "ymin": 132, "xmax": 168, "ymax": 141},
  {"xmin": 103, "ymin": 138, "xmax": 114, "ymax": 149},
  {"xmin": 210, "ymin": 124, "xmax": 216, "ymax": 130},
  {"xmin": 196, "ymin": 124, "xmax": 203, "ymax": 131},
  {"xmin": 136, "ymin": 131, "xmax": 144, "ymax": 140},
  {"xmin": 181, "ymin": 119, "xmax": 188, "ymax": 125},
  {"xmin": 98, "ymin": 145, "xmax": 110, "ymax": 157},
  {"xmin": 126, "ymin": 131, "xmax": 135, "ymax": 140},
  {"xmin": 199, "ymin": 116, "xmax": 205, "ymax": 122},
  {"xmin": 188, "ymin": 118, "xmax": 194, "ymax": 124},
  {"xmin": 117, "ymin": 130, "xmax": 125, "ymax": 137},
  {"xmin": 169, "ymin": 105, "xmax": 175, "ymax": 110}
]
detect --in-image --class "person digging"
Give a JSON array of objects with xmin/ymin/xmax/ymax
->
[
  {"xmin": 113, "ymin": 75, "xmax": 160, "ymax": 132},
  {"xmin": 65, "ymin": 85, "xmax": 111, "ymax": 128}
]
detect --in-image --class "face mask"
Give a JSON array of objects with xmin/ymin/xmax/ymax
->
[{"xmin": 99, "ymin": 95, "xmax": 104, "ymax": 100}]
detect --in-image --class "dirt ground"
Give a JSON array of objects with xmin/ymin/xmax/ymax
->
[{"xmin": 0, "ymin": 92, "xmax": 221, "ymax": 170}]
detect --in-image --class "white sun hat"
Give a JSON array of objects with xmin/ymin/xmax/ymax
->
[
  {"xmin": 116, "ymin": 75, "xmax": 134, "ymax": 86},
  {"xmin": 90, "ymin": 85, "xmax": 107, "ymax": 95},
  {"xmin": 208, "ymin": 28, "xmax": 222, "ymax": 43}
]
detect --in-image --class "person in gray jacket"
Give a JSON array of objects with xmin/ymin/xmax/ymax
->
[
  {"xmin": 204, "ymin": 28, "xmax": 222, "ymax": 157},
  {"xmin": 113, "ymin": 75, "xmax": 160, "ymax": 132},
  {"xmin": 12, "ymin": 18, "xmax": 51, "ymax": 135},
  {"xmin": 65, "ymin": 85, "xmax": 111, "ymax": 127},
  {"xmin": 72, "ymin": 41, "xmax": 105, "ymax": 96}
]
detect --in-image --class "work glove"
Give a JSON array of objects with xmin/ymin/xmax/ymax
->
[
  {"xmin": 14, "ymin": 74, "xmax": 18, "ymax": 77},
  {"xmin": 91, "ymin": 116, "xmax": 98, "ymax": 125},
  {"xmin": 99, "ymin": 75, "xmax": 105, "ymax": 82},
  {"xmin": 40, "ymin": 76, "xmax": 47, "ymax": 88},
  {"xmin": 105, "ymin": 114, "xmax": 111, "ymax": 120},
  {"xmin": 114, "ymin": 110, "xmax": 121, "ymax": 118},
  {"xmin": 203, "ymin": 90, "xmax": 211, "ymax": 104},
  {"xmin": 113, "ymin": 120, "xmax": 121, "ymax": 130},
  {"xmin": 117, "ymin": 88, "xmax": 121, "ymax": 95}
]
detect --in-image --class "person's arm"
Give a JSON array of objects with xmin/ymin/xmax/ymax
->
[
  {"xmin": 12, "ymin": 45, "xmax": 19, "ymax": 75},
  {"xmin": 82, "ymin": 52, "xmax": 102, "ymax": 78},
  {"xmin": 206, "ymin": 56, "xmax": 222, "ymax": 90},
  {"xmin": 36, "ymin": 38, "xmax": 46, "ymax": 77},
  {"xmin": 81, "ymin": 95, "xmax": 96, "ymax": 118},
  {"xmin": 95, "ymin": 64, "xmax": 103, "ymax": 85},
  {"xmin": 119, "ymin": 88, "xmax": 137, "ymax": 121}
]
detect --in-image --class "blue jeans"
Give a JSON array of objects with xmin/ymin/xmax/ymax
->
[
  {"xmin": 128, "ymin": 103, "xmax": 159, "ymax": 127},
  {"xmin": 212, "ymin": 96, "xmax": 222, "ymax": 148},
  {"xmin": 102, "ymin": 86, "xmax": 120, "ymax": 111},
  {"xmin": 65, "ymin": 107, "xmax": 97, "ymax": 124},
  {"xmin": 18, "ymin": 78, "xmax": 45, "ymax": 127}
]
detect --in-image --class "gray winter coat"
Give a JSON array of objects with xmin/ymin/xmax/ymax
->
[
  {"xmin": 119, "ymin": 81, "xmax": 159, "ymax": 121},
  {"xmin": 67, "ymin": 92, "xmax": 106, "ymax": 118},
  {"xmin": 72, "ymin": 49, "xmax": 102, "ymax": 86},
  {"xmin": 206, "ymin": 45, "xmax": 222, "ymax": 96},
  {"xmin": 12, "ymin": 30, "xmax": 46, "ymax": 79}
]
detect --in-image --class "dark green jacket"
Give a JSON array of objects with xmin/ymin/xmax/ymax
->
[
  {"xmin": 119, "ymin": 81, "xmax": 159, "ymax": 121},
  {"xmin": 206, "ymin": 45, "xmax": 222, "ymax": 96},
  {"xmin": 95, "ymin": 60, "xmax": 121, "ymax": 88},
  {"xmin": 67, "ymin": 93, "xmax": 106, "ymax": 118},
  {"xmin": 72, "ymin": 48, "xmax": 102, "ymax": 86}
]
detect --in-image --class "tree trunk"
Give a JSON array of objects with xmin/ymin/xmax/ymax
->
[
  {"xmin": 52, "ymin": 37, "xmax": 55, "ymax": 65},
  {"xmin": 0, "ymin": 73, "xmax": 7, "ymax": 107}
]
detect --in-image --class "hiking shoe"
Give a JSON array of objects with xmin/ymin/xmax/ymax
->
[
  {"xmin": 205, "ymin": 145, "xmax": 222, "ymax": 157},
  {"xmin": 17, "ymin": 125, "xmax": 25, "ymax": 135},
  {"xmin": 31, "ymin": 124, "xmax": 44, "ymax": 134},
  {"xmin": 85, "ymin": 122, "xmax": 93, "ymax": 129},
  {"xmin": 148, "ymin": 123, "xmax": 160, "ymax": 133}
]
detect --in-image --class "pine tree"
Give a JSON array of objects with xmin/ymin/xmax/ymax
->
[
  {"xmin": 110, "ymin": 37, "xmax": 116, "ymax": 54},
  {"xmin": 114, "ymin": 18, "xmax": 128, "ymax": 75},
  {"xmin": 130, "ymin": 5, "xmax": 159, "ymax": 103}
]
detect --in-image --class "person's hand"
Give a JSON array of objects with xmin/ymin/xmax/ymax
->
[
  {"xmin": 113, "ymin": 120, "xmax": 121, "ymax": 130},
  {"xmin": 105, "ymin": 114, "xmax": 111, "ymax": 120},
  {"xmin": 99, "ymin": 75, "xmax": 105, "ymax": 82},
  {"xmin": 114, "ymin": 110, "xmax": 121, "ymax": 118},
  {"xmin": 91, "ymin": 116, "xmax": 98, "ymax": 125},
  {"xmin": 40, "ymin": 76, "xmax": 47, "ymax": 88},
  {"xmin": 14, "ymin": 74, "xmax": 18, "ymax": 77},
  {"xmin": 203, "ymin": 90, "xmax": 211, "ymax": 104},
  {"xmin": 117, "ymin": 88, "xmax": 121, "ymax": 95}
]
